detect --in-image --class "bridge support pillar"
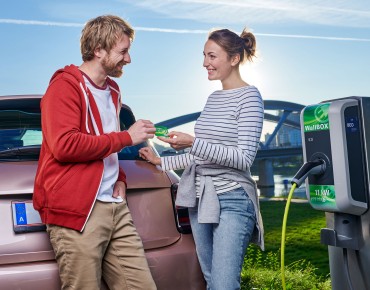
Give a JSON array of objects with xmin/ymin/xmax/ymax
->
[{"xmin": 257, "ymin": 159, "xmax": 275, "ymax": 192}]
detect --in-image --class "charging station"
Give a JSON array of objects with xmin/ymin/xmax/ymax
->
[{"xmin": 300, "ymin": 96, "xmax": 370, "ymax": 290}]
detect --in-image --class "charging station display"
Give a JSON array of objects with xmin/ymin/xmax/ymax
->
[
  {"xmin": 302, "ymin": 103, "xmax": 336, "ymax": 211},
  {"xmin": 301, "ymin": 99, "xmax": 368, "ymax": 215}
]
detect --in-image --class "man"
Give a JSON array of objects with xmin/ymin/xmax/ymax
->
[{"xmin": 33, "ymin": 15, "xmax": 157, "ymax": 290}]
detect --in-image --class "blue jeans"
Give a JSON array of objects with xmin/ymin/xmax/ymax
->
[{"xmin": 189, "ymin": 187, "xmax": 256, "ymax": 290}]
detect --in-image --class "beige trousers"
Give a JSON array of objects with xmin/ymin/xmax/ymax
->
[{"xmin": 47, "ymin": 200, "xmax": 156, "ymax": 290}]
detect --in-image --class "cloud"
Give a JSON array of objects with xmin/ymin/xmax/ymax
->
[
  {"xmin": 1, "ymin": 18, "xmax": 370, "ymax": 42},
  {"xmin": 125, "ymin": 0, "xmax": 370, "ymax": 28},
  {"xmin": 0, "ymin": 18, "xmax": 83, "ymax": 27}
]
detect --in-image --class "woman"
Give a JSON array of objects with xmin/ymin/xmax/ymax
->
[{"xmin": 139, "ymin": 28, "xmax": 264, "ymax": 290}]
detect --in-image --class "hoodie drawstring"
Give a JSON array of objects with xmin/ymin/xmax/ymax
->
[
  {"xmin": 109, "ymin": 85, "xmax": 122, "ymax": 132},
  {"xmin": 79, "ymin": 82, "xmax": 100, "ymax": 136}
]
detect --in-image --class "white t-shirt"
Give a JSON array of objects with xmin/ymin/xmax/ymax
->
[{"xmin": 84, "ymin": 75, "xmax": 122, "ymax": 203}]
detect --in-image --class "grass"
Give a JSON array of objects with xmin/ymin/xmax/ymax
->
[
  {"xmin": 241, "ymin": 250, "xmax": 331, "ymax": 290},
  {"xmin": 258, "ymin": 200, "xmax": 329, "ymax": 277},
  {"xmin": 239, "ymin": 199, "xmax": 331, "ymax": 289}
]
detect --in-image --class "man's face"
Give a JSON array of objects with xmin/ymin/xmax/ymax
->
[{"xmin": 101, "ymin": 34, "xmax": 131, "ymax": 78}]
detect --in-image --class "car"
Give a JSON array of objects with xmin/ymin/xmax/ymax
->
[{"xmin": 0, "ymin": 94, "xmax": 206, "ymax": 290}]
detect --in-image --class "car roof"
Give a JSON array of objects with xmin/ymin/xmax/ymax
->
[
  {"xmin": 0, "ymin": 95, "xmax": 42, "ymax": 112},
  {"xmin": 0, "ymin": 94, "xmax": 42, "ymax": 100}
]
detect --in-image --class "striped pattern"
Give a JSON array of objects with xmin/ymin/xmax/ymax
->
[{"xmin": 161, "ymin": 85, "xmax": 264, "ymax": 194}]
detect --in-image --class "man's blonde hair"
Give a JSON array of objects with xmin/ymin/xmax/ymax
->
[{"xmin": 80, "ymin": 15, "xmax": 134, "ymax": 61}]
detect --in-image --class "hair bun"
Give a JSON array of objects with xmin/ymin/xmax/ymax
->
[{"xmin": 240, "ymin": 29, "xmax": 256, "ymax": 61}]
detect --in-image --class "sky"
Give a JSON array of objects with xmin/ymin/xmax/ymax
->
[{"xmin": 1, "ymin": 0, "xmax": 370, "ymax": 125}]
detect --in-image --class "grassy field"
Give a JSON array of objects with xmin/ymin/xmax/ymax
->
[{"xmin": 252, "ymin": 199, "xmax": 330, "ymax": 278}]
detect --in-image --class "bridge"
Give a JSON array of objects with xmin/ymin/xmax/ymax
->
[{"xmin": 155, "ymin": 100, "xmax": 305, "ymax": 189}]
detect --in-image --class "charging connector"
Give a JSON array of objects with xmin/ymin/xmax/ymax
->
[{"xmin": 291, "ymin": 159, "xmax": 326, "ymax": 188}]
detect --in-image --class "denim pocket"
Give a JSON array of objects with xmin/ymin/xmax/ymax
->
[{"xmin": 219, "ymin": 187, "xmax": 256, "ymax": 220}]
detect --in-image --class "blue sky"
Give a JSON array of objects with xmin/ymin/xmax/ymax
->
[{"xmin": 1, "ymin": 0, "xmax": 370, "ymax": 125}]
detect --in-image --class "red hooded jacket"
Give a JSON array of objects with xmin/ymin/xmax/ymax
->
[{"xmin": 33, "ymin": 65, "xmax": 132, "ymax": 231}]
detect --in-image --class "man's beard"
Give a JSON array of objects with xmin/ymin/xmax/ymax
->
[{"xmin": 102, "ymin": 55, "xmax": 124, "ymax": 78}]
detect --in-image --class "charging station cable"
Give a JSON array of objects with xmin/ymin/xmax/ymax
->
[
  {"xmin": 281, "ymin": 182, "xmax": 297, "ymax": 290},
  {"xmin": 343, "ymin": 248, "xmax": 355, "ymax": 290},
  {"xmin": 281, "ymin": 159, "xmax": 325, "ymax": 290}
]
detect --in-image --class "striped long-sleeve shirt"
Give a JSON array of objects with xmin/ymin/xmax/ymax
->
[{"xmin": 161, "ymin": 85, "xmax": 264, "ymax": 194}]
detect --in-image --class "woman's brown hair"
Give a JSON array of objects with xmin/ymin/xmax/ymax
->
[{"xmin": 208, "ymin": 28, "xmax": 256, "ymax": 64}]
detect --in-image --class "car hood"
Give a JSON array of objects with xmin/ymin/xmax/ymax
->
[{"xmin": 0, "ymin": 160, "xmax": 171, "ymax": 195}]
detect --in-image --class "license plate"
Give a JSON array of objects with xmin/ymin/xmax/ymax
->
[{"xmin": 11, "ymin": 200, "xmax": 46, "ymax": 233}]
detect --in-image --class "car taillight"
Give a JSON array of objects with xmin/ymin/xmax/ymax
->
[{"xmin": 171, "ymin": 183, "xmax": 192, "ymax": 234}]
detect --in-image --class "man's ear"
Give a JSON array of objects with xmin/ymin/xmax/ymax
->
[
  {"xmin": 94, "ymin": 46, "xmax": 104, "ymax": 58},
  {"xmin": 231, "ymin": 54, "xmax": 240, "ymax": 66}
]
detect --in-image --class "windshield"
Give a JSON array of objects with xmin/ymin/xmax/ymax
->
[{"xmin": 0, "ymin": 97, "xmax": 146, "ymax": 161}]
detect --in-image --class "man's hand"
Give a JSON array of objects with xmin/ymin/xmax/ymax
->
[
  {"xmin": 112, "ymin": 181, "xmax": 126, "ymax": 199},
  {"xmin": 127, "ymin": 119, "xmax": 156, "ymax": 145},
  {"xmin": 157, "ymin": 131, "xmax": 194, "ymax": 151}
]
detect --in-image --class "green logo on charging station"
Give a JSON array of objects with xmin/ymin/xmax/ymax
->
[
  {"xmin": 304, "ymin": 103, "xmax": 337, "ymax": 210},
  {"xmin": 303, "ymin": 103, "xmax": 330, "ymax": 132},
  {"xmin": 309, "ymin": 185, "xmax": 337, "ymax": 210}
]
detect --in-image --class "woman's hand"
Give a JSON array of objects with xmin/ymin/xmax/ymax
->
[
  {"xmin": 157, "ymin": 131, "xmax": 194, "ymax": 151},
  {"xmin": 139, "ymin": 147, "xmax": 161, "ymax": 165}
]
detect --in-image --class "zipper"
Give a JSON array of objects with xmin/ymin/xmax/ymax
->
[{"xmin": 80, "ymin": 167, "xmax": 104, "ymax": 232}]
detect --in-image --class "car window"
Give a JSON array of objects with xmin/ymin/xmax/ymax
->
[
  {"xmin": 22, "ymin": 129, "xmax": 43, "ymax": 146},
  {"xmin": 0, "ymin": 97, "xmax": 148, "ymax": 161},
  {"xmin": 0, "ymin": 105, "xmax": 42, "ymax": 158}
]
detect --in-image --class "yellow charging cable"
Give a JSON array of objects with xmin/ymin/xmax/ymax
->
[{"xmin": 281, "ymin": 182, "xmax": 297, "ymax": 290}]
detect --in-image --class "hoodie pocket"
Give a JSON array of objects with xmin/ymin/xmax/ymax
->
[
  {"xmin": 50, "ymin": 165, "xmax": 84, "ymax": 211},
  {"xmin": 50, "ymin": 162, "xmax": 103, "ymax": 212},
  {"xmin": 52, "ymin": 165, "xmax": 83, "ymax": 191}
]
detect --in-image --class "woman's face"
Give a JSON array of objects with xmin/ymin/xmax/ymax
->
[{"xmin": 203, "ymin": 39, "xmax": 234, "ymax": 82}]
